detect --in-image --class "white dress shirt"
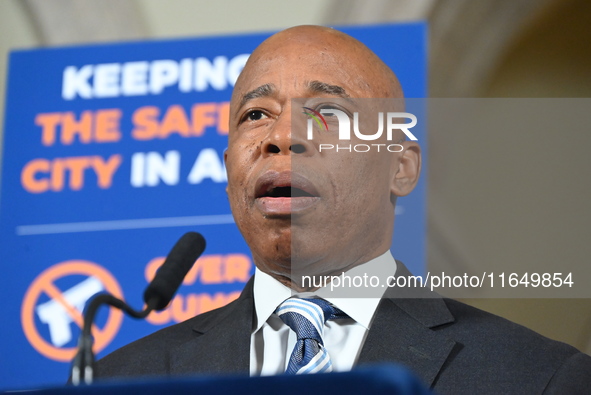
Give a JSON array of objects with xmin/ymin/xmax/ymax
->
[{"xmin": 249, "ymin": 251, "xmax": 397, "ymax": 376}]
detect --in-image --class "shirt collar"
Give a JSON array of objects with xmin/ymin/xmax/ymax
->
[{"xmin": 253, "ymin": 251, "xmax": 397, "ymax": 331}]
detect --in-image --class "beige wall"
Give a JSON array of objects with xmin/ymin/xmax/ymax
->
[
  {"xmin": 466, "ymin": 0, "xmax": 591, "ymax": 353},
  {"xmin": 456, "ymin": 0, "xmax": 591, "ymax": 353},
  {"xmin": 139, "ymin": 0, "xmax": 331, "ymax": 38}
]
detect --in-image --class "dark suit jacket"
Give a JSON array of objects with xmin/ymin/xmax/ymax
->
[{"xmin": 96, "ymin": 263, "xmax": 591, "ymax": 394}]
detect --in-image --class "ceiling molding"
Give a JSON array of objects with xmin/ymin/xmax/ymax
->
[{"xmin": 21, "ymin": 0, "xmax": 148, "ymax": 45}]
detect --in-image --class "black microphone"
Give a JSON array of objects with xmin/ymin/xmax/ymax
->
[
  {"xmin": 71, "ymin": 232, "xmax": 206, "ymax": 385},
  {"xmin": 144, "ymin": 232, "xmax": 206, "ymax": 311}
]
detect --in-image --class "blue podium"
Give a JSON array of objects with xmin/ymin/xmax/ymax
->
[{"xmin": 5, "ymin": 365, "xmax": 432, "ymax": 394}]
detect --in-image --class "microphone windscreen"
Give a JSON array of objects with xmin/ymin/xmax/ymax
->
[{"xmin": 143, "ymin": 232, "xmax": 206, "ymax": 311}]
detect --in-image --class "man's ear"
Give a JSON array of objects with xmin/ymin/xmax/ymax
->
[{"xmin": 390, "ymin": 141, "xmax": 421, "ymax": 197}]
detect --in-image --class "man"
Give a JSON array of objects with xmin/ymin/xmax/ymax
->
[{"xmin": 96, "ymin": 25, "xmax": 591, "ymax": 393}]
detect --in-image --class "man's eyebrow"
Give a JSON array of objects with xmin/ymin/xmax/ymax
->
[
  {"xmin": 306, "ymin": 80, "xmax": 350, "ymax": 98},
  {"xmin": 239, "ymin": 83, "xmax": 275, "ymax": 108}
]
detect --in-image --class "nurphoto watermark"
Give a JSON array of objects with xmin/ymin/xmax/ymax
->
[{"xmin": 298, "ymin": 98, "xmax": 418, "ymax": 152}]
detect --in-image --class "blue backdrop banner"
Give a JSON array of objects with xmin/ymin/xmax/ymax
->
[{"xmin": 0, "ymin": 23, "xmax": 426, "ymax": 390}]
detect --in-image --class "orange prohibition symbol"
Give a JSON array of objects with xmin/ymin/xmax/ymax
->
[{"xmin": 21, "ymin": 260, "xmax": 124, "ymax": 362}]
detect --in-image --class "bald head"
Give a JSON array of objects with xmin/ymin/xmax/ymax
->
[{"xmin": 231, "ymin": 25, "xmax": 403, "ymax": 112}]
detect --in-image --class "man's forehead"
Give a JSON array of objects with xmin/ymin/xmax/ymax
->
[
  {"xmin": 237, "ymin": 80, "xmax": 351, "ymax": 108},
  {"xmin": 230, "ymin": 26, "xmax": 403, "ymax": 106}
]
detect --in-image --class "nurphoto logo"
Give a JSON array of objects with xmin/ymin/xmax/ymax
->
[{"xmin": 303, "ymin": 106, "xmax": 418, "ymax": 152}]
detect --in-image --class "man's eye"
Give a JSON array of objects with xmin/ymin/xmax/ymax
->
[
  {"xmin": 314, "ymin": 104, "xmax": 351, "ymax": 118},
  {"xmin": 245, "ymin": 110, "xmax": 268, "ymax": 121}
]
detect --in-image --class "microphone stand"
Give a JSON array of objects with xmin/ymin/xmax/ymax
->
[
  {"xmin": 71, "ymin": 294, "xmax": 160, "ymax": 385},
  {"xmin": 70, "ymin": 231, "xmax": 205, "ymax": 386}
]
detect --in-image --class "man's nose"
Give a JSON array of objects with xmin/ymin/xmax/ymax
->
[{"xmin": 261, "ymin": 113, "xmax": 312, "ymax": 156}]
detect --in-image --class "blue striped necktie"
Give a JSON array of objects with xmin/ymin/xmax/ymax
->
[{"xmin": 275, "ymin": 297, "xmax": 348, "ymax": 374}]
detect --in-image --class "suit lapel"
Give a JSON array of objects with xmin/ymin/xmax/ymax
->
[
  {"xmin": 358, "ymin": 261, "xmax": 457, "ymax": 387},
  {"xmin": 169, "ymin": 279, "xmax": 254, "ymax": 375},
  {"xmin": 166, "ymin": 263, "xmax": 457, "ymax": 386}
]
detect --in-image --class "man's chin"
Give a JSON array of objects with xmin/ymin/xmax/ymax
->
[
  {"xmin": 255, "ymin": 253, "xmax": 336, "ymax": 281},
  {"xmin": 264, "ymin": 269, "xmax": 325, "ymax": 292}
]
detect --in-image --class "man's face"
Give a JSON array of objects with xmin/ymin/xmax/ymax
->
[{"xmin": 225, "ymin": 28, "xmax": 419, "ymax": 287}]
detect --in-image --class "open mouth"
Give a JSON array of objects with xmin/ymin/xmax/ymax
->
[
  {"xmin": 254, "ymin": 171, "xmax": 320, "ymax": 214},
  {"xmin": 260, "ymin": 186, "xmax": 316, "ymax": 198}
]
